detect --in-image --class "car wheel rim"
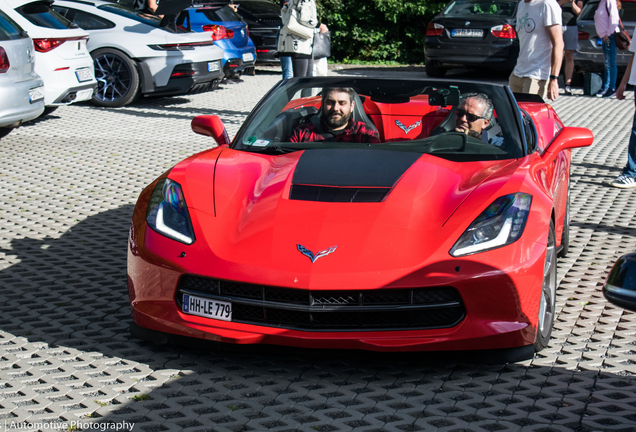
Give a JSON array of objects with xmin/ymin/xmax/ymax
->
[
  {"xmin": 538, "ymin": 231, "xmax": 556, "ymax": 339},
  {"xmin": 93, "ymin": 54, "xmax": 132, "ymax": 102}
]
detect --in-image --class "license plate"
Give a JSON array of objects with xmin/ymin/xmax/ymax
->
[
  {"xmin": 75, "ymin": 88, "xmax": 93, "ymax": 101},
  {"xmin": 208, "ymin": 61, "xmax": 220, "ymax": 72},
  {"xmin": 452, "ymin": 28, "xmax": 483, "ymax": 37},
  {"xmin": 75, "ymin": 68, "xmax": 93, "ymax": 83},
  {"xmin": 29, "ymin": 86, "xmax": 44, "ymax": 103},
  {"xmin": 182, "ymin": 294, "xmax": 232, "ymax": 321},
  {"xmin": 242, "ymin": 52, "xmax": 254, "ymax": 62}
]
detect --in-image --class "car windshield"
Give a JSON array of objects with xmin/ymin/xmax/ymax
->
[
  {"xmin": 443, "ymin": 0, "xmax": 517, "ymax": 17},
  {"xmin": 580, "ymin": 1, "xmax": 636, "ymax": 21},
  {"xmin": 16, "ymin": 1, "xmax": 74, "ymax": 29},
  {"xmin": 233, "ymin": 78, "xmax": 524, "ymax": 161},
  {"xmin": 98, "ymin": 3, "xmax": 162, "ymax": 27}
]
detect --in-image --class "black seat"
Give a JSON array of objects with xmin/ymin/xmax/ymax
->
[
  {"xmin": 261, "ymin": 106, "xmax": 319, "ymax": 142},
  {"xmin": 430, "ymin": 106, "xmax": 457, "ymax": 136},
  {"xmin": 351, "ymin": 94, "xmax": 378, "ymax": 134}
]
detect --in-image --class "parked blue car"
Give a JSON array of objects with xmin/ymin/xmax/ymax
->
[{"xmin": 181, "ymin": 3, "xmax": 256, "ymax": 79}]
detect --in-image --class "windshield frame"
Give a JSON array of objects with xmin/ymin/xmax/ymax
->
[{"xmin": 231, "ymin": 77, "xmax": 526, "ymax": 161}]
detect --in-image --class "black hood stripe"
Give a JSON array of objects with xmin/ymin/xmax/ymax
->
[{"xmin": 292, "ymin": 149, "xmax": 422, "ymax": 188}]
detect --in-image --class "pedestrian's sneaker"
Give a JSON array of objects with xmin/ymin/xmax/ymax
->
[
  {"xmin": 611, "ymin": 174, "xmax": 636, "ymax": 188},
  {"xmin": 603, "ymin": 89, "xmax": 617, "ymax": 98},
  {"xmin": 596, "ymin": 88, "xmax": 608, "ymax": 97},
  {"xmin": 564, "ymin": 85, "xmax": 572, "ymax": 95}
]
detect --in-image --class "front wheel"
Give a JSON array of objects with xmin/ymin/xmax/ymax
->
[
  {"xmin": 91, "ymin": 48, "xmax": 140, "ymax": 107},
  {"xmin": 535, "ymin": 220, "xmax": 557, "ymax": 352}
]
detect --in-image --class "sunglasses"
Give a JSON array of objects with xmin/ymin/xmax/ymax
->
[{"xmin": 457, "ymin": 108, "xmax": 485, "ymax": 123}]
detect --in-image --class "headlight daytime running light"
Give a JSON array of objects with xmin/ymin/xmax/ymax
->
[
  {"xmin": 146, "ymin": 178, "xmax": 195, "ymax": 245},
  {"xmin": 450, "ymin": 193, "xmax": 532, "ymax": 257}
]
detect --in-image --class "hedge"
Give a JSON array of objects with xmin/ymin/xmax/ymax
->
[{"xmin": 314, "ymin": 0, "xmax": 448, "ymax": 64}]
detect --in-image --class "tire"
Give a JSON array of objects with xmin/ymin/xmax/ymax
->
[
  {"xmin": 0, "ymin": 127, "xmax": 13, "ymax": 139},
  {"xmin": 558, "ymin": 186, "xmax": 570, "ymax": 258},
  {"xmin": 535, "ymin": 220, "xmax": 557, "ymax": 352},
  {"xmin": 91, "ymin": 48, "xmax": 140, "ymax": 107},
  {"xmin": 425, "ymin": 59, "xmax": 447, "ymax": 78}
]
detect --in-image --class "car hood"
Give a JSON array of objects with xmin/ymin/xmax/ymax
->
[{"xmin": 172, "ymin": 148, "xmax": 520, "ymax": 287}]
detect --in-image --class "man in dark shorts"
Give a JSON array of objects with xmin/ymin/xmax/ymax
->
[{"xmin": 289, "ymin": 87, "xmax": 380, "ymax": 143}]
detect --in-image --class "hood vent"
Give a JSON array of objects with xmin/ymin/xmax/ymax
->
[
  {"xmin": 290, "ymin": 185, "xmax": 390, "ymax": 203},
  {"xmin": 289, "ymin": 149, "xmax": 422, "ymax": 202}
]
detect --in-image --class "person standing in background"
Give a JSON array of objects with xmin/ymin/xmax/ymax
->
[
  {"xmin": 277, "ymin": 0, "xmax": 327, "ymax": 77},
  {"xmin": 613, "ymin": 32, "xmax": 636, "ymax": 187},
  {"xmin": 594, "ymin": 0, "xmax": 621, "ymax": 97},
  {"xmin": 509, "ymin": 0, "xmax": 563, "ymax": 100},
  {"xmin": 279, "ymin": 0, "xmax": 293, "ymax": 79},
  {"xmin": 559, "ymin": 0, "xmax": 583, "ymax": 94}
]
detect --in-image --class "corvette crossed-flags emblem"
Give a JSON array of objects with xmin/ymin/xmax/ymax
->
[
  {"xmin": 395, "ymin": 119, "xmax": 421, "ymax": 134},
  {"xmin": 297, "ymin": 244, "xmax": 338, "ymax": 263}
]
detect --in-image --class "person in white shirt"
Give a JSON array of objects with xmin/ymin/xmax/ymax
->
[
  {"xmin": 612, "ymin": 32, "xmax": 636, "ymax": 187},
  {"xmin": 509, "ymin": 0, "xmax": 564, "ymax": 101}
]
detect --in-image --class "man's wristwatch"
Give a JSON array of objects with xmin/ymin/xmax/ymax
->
[{"xmin": 549, "ymin": 75, "xmax": 559, "ymax": 80}]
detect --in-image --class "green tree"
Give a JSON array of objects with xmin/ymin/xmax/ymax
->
[{"xmin": 315, "ymin": 0, "xmax": 447, "ymax": 64}]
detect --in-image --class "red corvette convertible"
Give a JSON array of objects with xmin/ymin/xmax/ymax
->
[{"xmin": 128, "ymin": 77, "xmax": 593, "ymax": 360}]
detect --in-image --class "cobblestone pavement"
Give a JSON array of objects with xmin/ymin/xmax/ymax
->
[{"xmin": 2, "ymin": 68, "xmax": 636, "ymax": 432}]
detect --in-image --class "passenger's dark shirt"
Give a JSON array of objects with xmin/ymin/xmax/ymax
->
[{"xmin": 289, "ymin": 119, "xmax": 380, "ymax": 143}]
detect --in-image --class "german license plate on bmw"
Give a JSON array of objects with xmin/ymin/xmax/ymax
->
[
  {"xmin": 182, "ymin": 294, "xmax": 232, "ymax": 321},
  {"xmin": 242, "ymin": 52, "xmax": 254, "ymax": 62},
  {"xmin": 452, "ymin": 28, "xmax": 483, "ymax": 37}
]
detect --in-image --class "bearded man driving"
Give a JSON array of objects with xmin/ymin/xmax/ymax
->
[{"xmin": 289, "ymin": 87, "xmax": 380, "ymax": 143}]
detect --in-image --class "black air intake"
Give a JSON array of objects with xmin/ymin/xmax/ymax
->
[{"xmin": 290, "ymin": 185, "xmax": 390, "ymax": 202}]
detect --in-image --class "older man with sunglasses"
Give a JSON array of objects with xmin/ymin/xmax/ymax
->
[{"xmin": 453, "ymin": 93, "xmax": 503, "ymax": 147}]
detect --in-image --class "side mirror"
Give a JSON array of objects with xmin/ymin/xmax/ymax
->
[
  {"xmin": 603, "ymin": 253, "xmax": 636, "ymax": 312},
  {"xmin": 191, "ymin": 115, "xmax": 231, "ymax": 146},
  {"xmin": 543, "ymin": 126, "xmax": 594, "ymax": 165}
]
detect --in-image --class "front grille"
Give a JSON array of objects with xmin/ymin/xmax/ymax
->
[
  {"xmin": 290, "ymin": 185, "xmax": 391, "ymax": 203},
  {"xmin": 177, "ymin": 275, "xmax": 465, "ymax": 331}
]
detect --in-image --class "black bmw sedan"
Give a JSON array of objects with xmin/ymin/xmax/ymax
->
[
  {"xmin": 235, "ymin": 0, "xmax": 282, "ymax": 63},
  {"xmin": 424, "ymin": 0, "xmax": 519, "ymax": 77}
]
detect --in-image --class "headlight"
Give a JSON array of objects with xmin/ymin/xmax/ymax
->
[
  {"xmin": 450, "ymin": 193, "xmax": 532, "ymax": 257},
  {"xmin": 146, "ymin": 178, "xmax": 195, "ymax": 245}
]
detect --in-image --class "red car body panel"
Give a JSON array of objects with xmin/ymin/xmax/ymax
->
[{"xmin": 127, "ymin": 95, "xmax": 586, "ymax": 353}]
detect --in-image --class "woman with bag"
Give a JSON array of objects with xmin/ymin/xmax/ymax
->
[
  {"xmin": 277, "ymin": 0, "xmax": 328, "ymax": 77},
  {"xmin": 594, "ymin": 0, "xmax": 621, "ymax": 97}
]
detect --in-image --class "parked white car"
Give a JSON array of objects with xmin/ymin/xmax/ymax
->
[
  {"xmin": 52, "ymin": 0, "xmax": 225, "ymax": 107},
  {"xmin": 0, "ymin": 0, "xmax": 96, "ymax": 112},
  {"xmin": 0, "ymin": 8, "xmax": 44, "ymax": 138}
]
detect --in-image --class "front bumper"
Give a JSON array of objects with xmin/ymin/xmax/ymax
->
[{"xmin": 128, "ymin": 222, "xmax": 546, "ymax": 353}]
